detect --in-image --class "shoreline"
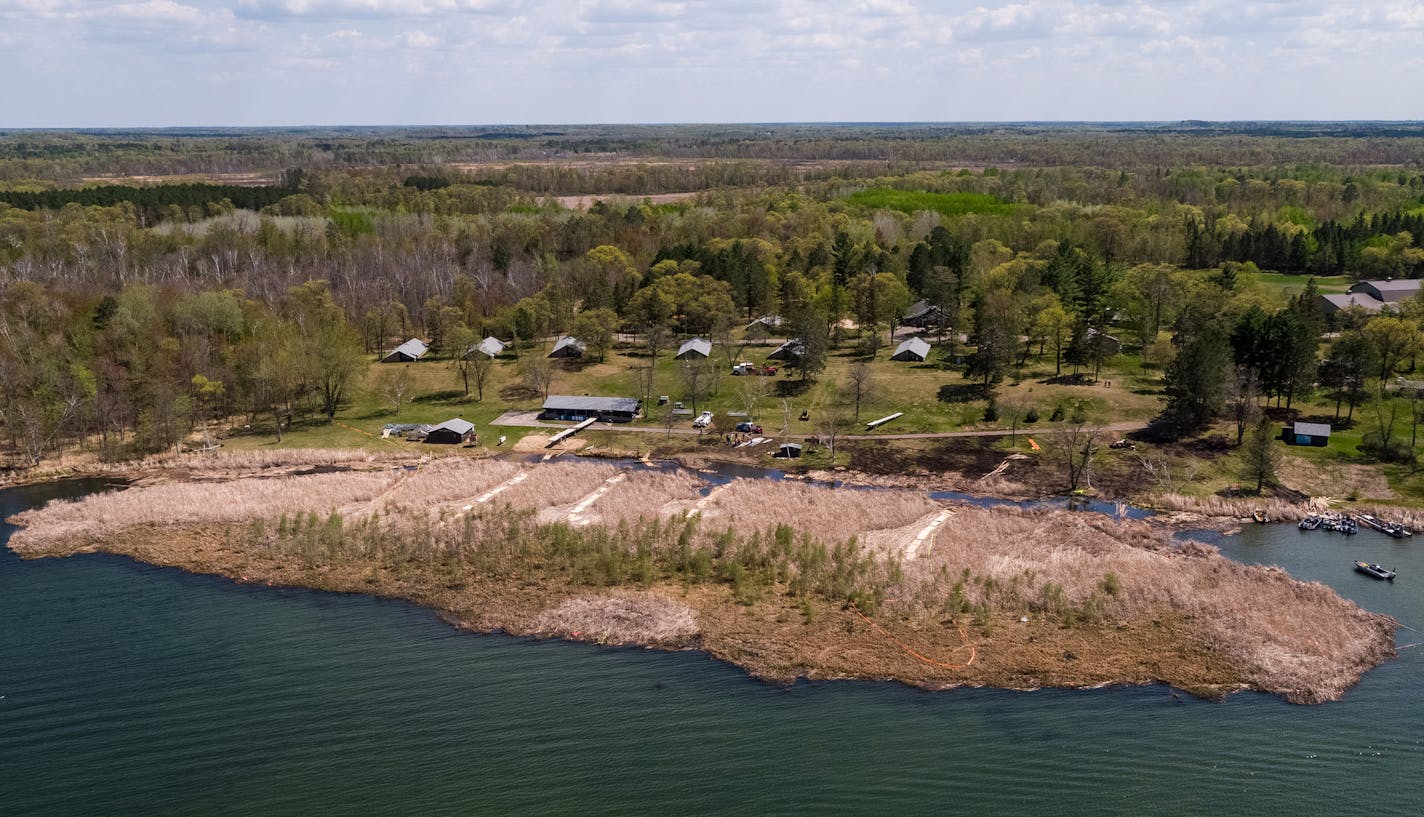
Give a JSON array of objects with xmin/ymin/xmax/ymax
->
[{"xmin": 5, "ymin": 453, "xmax": 1399, "ymax": 704}]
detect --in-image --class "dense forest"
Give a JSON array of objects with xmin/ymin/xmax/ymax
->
[{"xmin": 3, "ymin": 124, "xmax": 1424, "ymax": 470}]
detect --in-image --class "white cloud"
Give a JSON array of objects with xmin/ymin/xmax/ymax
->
[
  {"xmin": 1, "ymin": 0, "xmax": 1421, "ymax": 125},
  {"xmin": 235, "ymin": 0, "xmax": 513, "ymax": 19}
]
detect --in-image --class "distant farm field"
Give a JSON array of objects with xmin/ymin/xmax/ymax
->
[{"xmin": 846, "ymin": 188, "xmax": 1020, "ymax": 217}]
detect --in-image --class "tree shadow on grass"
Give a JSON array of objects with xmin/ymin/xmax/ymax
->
[
  {"xmin": 774, "ymin": 379, "xmax": 813, "ymax": 398},
  {"xmin": 413, "ymin": 389, "xmax": 467, "ymax": 404},
  {"xmin": 937, "ymin": 382, "xmax": 992, "ymax": 403}
]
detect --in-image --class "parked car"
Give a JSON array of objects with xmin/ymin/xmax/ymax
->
[
  {"xmin": 693, "ymin": 411, "xmax": 715, "ymax": 428},
  {"xmin": 734, "ymin": 422, "xmax": 763, "ymax": 433}
]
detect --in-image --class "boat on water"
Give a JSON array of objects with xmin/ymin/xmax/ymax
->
[
  {"xmin": 1299, "ymin": 515, "xmax": 1321, "ymax": 530},
  {"xmin": 1318, "ymin": 512, "xmax": 1358, "ymax": 534},
  {"xmin": 1354, "ymin": 561, "xmax": 1397, "ymax": 581},
  {"xmin": 1358, "ymin": 514, "xmax": 1411, "ymax": 539},
  {"xmin": 1252, "ymin": 509, "xmax": 1270, "ymax": 523}
]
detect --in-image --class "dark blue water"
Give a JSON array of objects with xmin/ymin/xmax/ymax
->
[{"xmin": 2, "ymin": 480, "xmax": 1421, "ymax": 816}]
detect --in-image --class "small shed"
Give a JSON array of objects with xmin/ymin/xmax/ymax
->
[
  {"xmin": 675, "ymin": 338, "xmax": 712, "ymax": 360},
  {"xmin": 382, "ymin": 338, "xmax": 429, "ymax": 363},
  {"xmin": 775, "ymin": 442, "xmax": 803, "ymax": 459},
  {"xmin": 425, "ymin": 418, "xmax": 475, "ymax": 445},
  {"xmin": 1287, "ymin": 421, "xmax": 1327, "ymax": 449},
  {"xmin": 890, "ymin": 336, "xmax": 931, "ymax": 362},
  {"xmin": 1282, "ymin": 421, "xmax": 1331, "ymax": 447},
  {"xmin": 767, "ymin": 338, "xmax": 805, "ymax": 361},
  {"xmin": 540, "ymin": 395, "xmax": 642, "ymax": 423},
  {"xmin": 469, "ymin": 337, "xmax": 505, "ymax": 358},
  {"xmin": 549, "ymin": 336, "xmax": 586, "ymax": 358}
]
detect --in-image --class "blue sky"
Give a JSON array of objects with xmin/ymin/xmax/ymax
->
[{"xmin": 1, "ymin": 1, "xmax": 1420, "ymax": 126}]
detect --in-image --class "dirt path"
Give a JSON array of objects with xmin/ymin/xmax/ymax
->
[
  {"xmin": 567, "ymin": 472, "xmax": 628, "ymax": 526},
  {"xmin": 903, "ymin": 509, "xmax": 955, "ymax": 560},
  {"xmin": 490, "ymin": 412, "xmax": 1146, "ymax": 441}
]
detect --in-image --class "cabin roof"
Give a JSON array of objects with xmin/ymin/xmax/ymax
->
[
  {"xmin": 550, "ymin": 336, "xmax": 586, "ymax": 354},
  {"xmin": 474, "ymin": 337, "xmax": 505, "ymax": 357},
  {"xmin": 542, "ymin": 395, "xmax": 641, "ymax": 413},
  {"xmin": 893, "ymin": 336, "xmax": 931, "ymax": 359},
  {"xmin": 389, "ymin": 338, "xmax": 429, "ymax": 359},
  {"xmin": 1293, "ymin": 421, "xmax": 1332, "ymax": 437},
  {"xmin": 676, "ymin": 338, "xmax": 712, "ymax": 358},
  {"xmin": 433, "ymin": 418, "xmax": 475, "ymax": 435},
  {"xmin": 904, "ymin": 299, "xmax": 937, "ymax": 320},
  {"xmin": 1320, "ymin": 293, "xmax": 1385, "ymax": 312}
]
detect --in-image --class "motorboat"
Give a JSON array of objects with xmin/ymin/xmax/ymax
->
[{"xmin": 1354, "ymin": 561, "xmax": 1397, "ymax": 581}]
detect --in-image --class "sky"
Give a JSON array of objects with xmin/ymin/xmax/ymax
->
[{"xmin": 1, "ymin": 0, "xmax": 1421, "ymax": 127}]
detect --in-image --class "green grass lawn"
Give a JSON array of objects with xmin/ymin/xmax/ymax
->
[
  {"xmin": 1253, "ymin": 271, "xmax": 1350, "ymax": 297},
  {"xmin": 222, "ymin": 329, "xmax": 1166, "ymax": 459}
]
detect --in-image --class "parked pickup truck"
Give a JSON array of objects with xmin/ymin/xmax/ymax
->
[
  {"xmin": 731, "ymin": 362, "xmax": 778, "ymax": 376},
  {"xmin": 734, "ymin": 422, "xmax": 763, "ymax": 434},
  {"xmin": 692, "ymin": 410, "xmax": 715, "ymax": 428}
]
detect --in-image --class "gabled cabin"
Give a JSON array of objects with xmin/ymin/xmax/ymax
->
[
  {"xmin": 675, "ymin": 338, "xmax": 712, "ymax": 360},
  {"xmin": 548, "ymin": 336, "xmax": 586, "ymax": 358},
  {"xmin": 767, "ymin": 338, "xmax": 805, "ymax": 361},
  {"xmin": 469, "ymin": 337, "xmax": 505, "ymax": 358},
  {"xmin": 1085, "ymin": 328, "xmax": 1123, "ymax": 356},
  {"xmin": 382, "ymin": 338, "xmax": 429, "ymax": 363},
  {"xmin": 425, "ymin": 418, "xmax": 475, "ymax": 445},
  {"xmin": 890, "ymin": 336, "xmax": 931, "ymax": 362},
  {"xmin": 901, "ymin": 300, "xmax": 943, "ymax": 329}
]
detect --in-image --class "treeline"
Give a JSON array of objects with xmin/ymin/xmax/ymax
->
[
  {"xmin": 0, "ymin": 181, "xmax": 297, "ymax": 223},
  {"xmin": 6, "ymin": 125, "xmax": 1424, "ymax": 185},
  {"xmin": 1194, "ymin": 211, "xmax": 1424, "ymax": 276},
  {"xmin": 0, "ymin": 279, "xmax": 368, "ymax": 466}
]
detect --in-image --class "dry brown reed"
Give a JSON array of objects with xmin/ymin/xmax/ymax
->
[
  {"xmin": 569, "ymin": 470, "xmax": 704, "ymax": 527},
  {"xmin": 8, "ymin": 458, "xmax": 1396, "ymax": 702},
  {"xmin": 532, "ymin": 593, "xmax": 700, "ymax": 646},
  {"xmin": 11, "ymin": 470, "xmax": 398, "ymax": 551},
  {"xmin": 696, "ymin": 479, "xmax": 941, "ymax": 539},
  {"xmin": 359, "ymin": 458, "xmax": 522, "ymax": 514},
  {"xmin": 907, "ymin": 505, "xmax": 1394, "ymax": 703},
  {"xmin": 128, "ymin": 448, "xmax": 388, "ymax": 473},
  {"xmin": 1152, "ymin": 493, "xmax": 1321, "ymax": 521},
  {"xmin": 490, "ymin": 460, "xmax": 621, "ymax": 510}
]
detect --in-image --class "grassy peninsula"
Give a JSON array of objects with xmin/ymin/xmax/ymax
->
[{"xmin": 7, "ymin": 450, "xmax": 1396, "ymax": 704}]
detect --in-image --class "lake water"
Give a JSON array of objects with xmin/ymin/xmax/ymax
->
[{"xmin": 2, "ymin": 480, "xmax": 1421, "ymax": 816}]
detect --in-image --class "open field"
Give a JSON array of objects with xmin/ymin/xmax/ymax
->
[{"xmin": 7, "ymin": 453, "xmax": 1397, "ymax": 703}]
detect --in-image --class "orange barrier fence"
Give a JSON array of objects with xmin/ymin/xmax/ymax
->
[{"xmin": 848, "ymin": 600, "xmax": 977, "ymax": 670}]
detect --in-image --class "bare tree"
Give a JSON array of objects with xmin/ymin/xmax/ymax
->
[
  {"xmin": 680, "ymin": 358, "xmax": 715, "ymax": 415},
  {"xmin": 737, "ymin": 374, "xmax": 770, "ymax": 422},
  {"xmin": 1224, "ymin": 364, "xmax": 1261, "ymax": 447},
  {"xmin": 1134, "ymin": 451, "xmax": 1201, "ymax": 494},
  {"xmin": 845, "ymin": 361, "xmax": 875, "ymax": 422},
  {"xmin": 998, "ymin": 395, "xmax": 1031, "ymax": 446},
  {"xmin": 816, "ymin": 403, "xmax": 852, "ymax": 465},
  {"xmin": 1042, "ymin": 403, "xmax": 1104, "ymax": 493},
  {"xmin": 375, "ymin": 366, "xmax": 413, "ymax": 414},
  {"xmin": 634, "ymin": 360, "xmax": 658, "ymax": 408},
  {"xmin": 520, "ymin": 355, "xmax": 556, "ymax": 400}
]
